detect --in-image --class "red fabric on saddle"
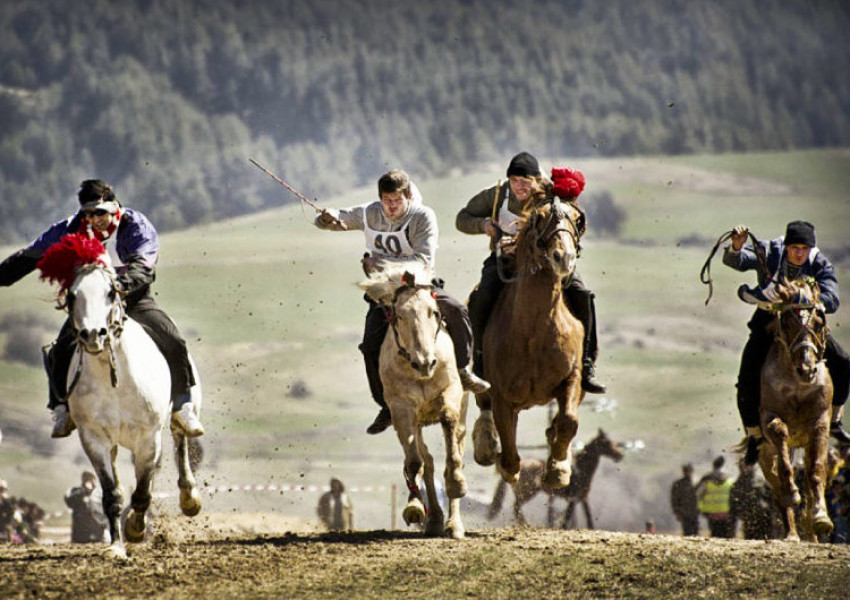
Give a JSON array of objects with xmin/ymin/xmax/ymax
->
[{"xmin": 36, "ymin": 234, "xmax": 106, "ymax": 291}]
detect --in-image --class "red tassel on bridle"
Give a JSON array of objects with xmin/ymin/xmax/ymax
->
[{"xmin": 36, "ymin": 234, "xmax": 107, "ymax": 292}]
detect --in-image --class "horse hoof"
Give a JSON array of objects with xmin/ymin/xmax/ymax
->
[
  {"xmin": 472, "ymin": 412, "xmax": 500, "ymax": 466},
  {"xmin": 445, "ymin": 520, "xmax": 465, "ymax": 540},
  {"xmin": 424, "ymin": 516, "xmax": 444, "ymax": 537},
  {"xmin": 104, "ymin": 543, "xmax": 128, "ymax": 560},
  {"xmin": 813, "ymin": 513, "xmax": 834, "ymax": 537},
  {"xmin": 124, "ymin": 510, "xmax": 146, "ymax": 543},
  {"xmin": 180, "ymin": 487, "xmax": 202, "ymax": 517},
  {"xmin": 543, "ymin": 459, "xmax": 571, "ymax": 490},
  {"xmin": 403, "ymin": 502, "xmax": 426, "ymax": 526}
]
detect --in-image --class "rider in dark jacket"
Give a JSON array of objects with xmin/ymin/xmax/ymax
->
[
  {"xmin": 0, "ymin": 179, "xmax": 204, "ymax": 438},
  {"xmin": 723, "ymin": 221, "xmax": 850, "ymax": 462}
]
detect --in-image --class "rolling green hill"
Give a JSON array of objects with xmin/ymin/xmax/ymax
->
[{"xmin": 1, "ymin": 149, "xmax": 848, "ymax": 533}]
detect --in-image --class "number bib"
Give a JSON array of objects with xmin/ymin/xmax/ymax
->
[{"xmin": 362, "ymin": 206, "xmax": 415, "ymax": 258}]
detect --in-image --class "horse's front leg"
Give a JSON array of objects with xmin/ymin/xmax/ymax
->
[
  {"xmin": 545, "ymin": 381, "xmax": 581, "ymax": 489},
  {"xmin": 440, "ymin": 401, "xmax": 467, "ymax": 539},
  {"xmin": 392, "ymin": 404, "xmax": 426, "ymax": 527},
  {"xmin": 416, "ymin": 430, "xmax": 444, "ymax": 537},
  {"xmin": 762, "ymin": 418, "xmax": 800, "ymax": 541},
  {"xmin": 582, "ymin": 499, "xmax": 594, "ymax": 530},
  {"xmin": 172, "ymin": 429, "xmax": 202, "ymax": 517},
  {"xmin": 79, "ymin": 431, "xmax": 125, "ymax": 554},
  {"xmin": 805, "ymin": 421, "xmax": 833, "ymax": 538},
  {"xmin": 124, "ymin": 433, "xmax": 163, "ymax": 543},
  {"xmin": 472, "ymin": 392, "xmax": 500, "ymax": 467},
  {"xmin": 493, "ymin": 401, "xmax": 520, "ymax": 484}
]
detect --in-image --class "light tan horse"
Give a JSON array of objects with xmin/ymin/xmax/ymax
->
[
  {"xmin": 756, "ymin": 278, "xmax": 833, "ymax": 541},
  {"xmin": 359, "ymin": 264, "xmax": 468, "ymax": 539},
  {"xmin": 472, "ymin": 197, "xmax": 585, "ymax": 489}
]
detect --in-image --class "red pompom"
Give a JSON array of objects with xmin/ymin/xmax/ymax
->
[
  {"xmin": 36, "ymin": 234, "xmax": 106, "ymax": 291},
  {"xmin": 551, "ymin": 167, "xmax": 585, "ymax": 199}
]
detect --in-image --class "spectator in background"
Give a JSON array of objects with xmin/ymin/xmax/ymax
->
[
  {"xmin": 64, "ymin": 471, "xmax": 108, "ymax": 543},
  {"xmin": 696, "ymin": 456, "xmax": 734, "ymax": 538},
  {"xmin": 317, "ymin": 477, "xmax": 353, "ymax": 532},
  {"xmin": 670, "ymin": 463, "xmax": 700, "ymax": 536}
]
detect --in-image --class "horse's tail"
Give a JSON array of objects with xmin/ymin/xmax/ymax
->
[{"xmin": 488, "ymin": 478, "xmax": 509, "ymax": 520}]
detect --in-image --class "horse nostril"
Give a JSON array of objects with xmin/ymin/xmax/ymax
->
[
  {"xmin": 553, "ymin": 250, "xmax": 562, "ymax": 263},
  {"xmin": 79, "ymin": 330, "xmax": 89, "ymax": 342},
  {"xmin": 99, "ymin": 328, "xmax": 108, "ymax": 337},
  {"xmin": 411, "ymin": 362, "xmax": 419, "ymax": 371},
  {"xmin": 429, "ymin": 360, "xmax": 437, "ymax": 370}
]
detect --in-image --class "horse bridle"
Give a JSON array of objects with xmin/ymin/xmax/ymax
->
[
  {"xmin": 382, "ymin": 282, "xmax": 442, "ymax": 363},
  {"xmin": 775, "ymin": 302, "xmax": 828, "ymax": 363},
  {"xmin": 497, "ymin": 198, "xmax": 582, "ymax": 284},
  {"xmin": 65, "ymin": 264, "xmax": 126, "ymax": 395}
]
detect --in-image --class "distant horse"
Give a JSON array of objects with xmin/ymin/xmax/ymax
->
[
  {"xmin": 755, "ymin": 277, "xmax": 833, "ymax": 541},
  {"xmin": 472, "ymin": 196, "xmax": 585, "ymax": 489},
  {"xmin": 359, "ymin": 264, "xmax": 468, "ymax": 539},
  {"xmin": 487, "ymin": 429, "xmax": 624, "ymax": 528},
  {"xmin": 37, "ymin": 234, "xmax": 201, "ymax": 556}
]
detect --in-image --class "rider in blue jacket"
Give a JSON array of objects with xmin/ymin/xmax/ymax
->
[
  {"xmin": 0, "ymin": 180, "xmax": 204, "ymax": 438},
  {"xmin": 724, "ymin": 220, "xmax": 850, "ymax": 462}
]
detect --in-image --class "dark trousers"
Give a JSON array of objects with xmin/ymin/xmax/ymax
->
[
  {"xmin": 706, "ymin": 515, "xmax": 734, "ymax": 538},
  {"xmin": 467, "ymin": 253, "xmax": 598, "ymax": 376},
  {"xmin": 359, "ymin": 287, "xmax": 473, "ymax": 410},
  {"xmin": 47, "ymin": 292, "xmax": 194, "ymax": 410},
  {"xmin": 737, "ymin": 309, "xmax": 850, "ymax": 428},
  {"xmin": 681, "ymin": 517, "xmax": 700, "ymax": 537}
]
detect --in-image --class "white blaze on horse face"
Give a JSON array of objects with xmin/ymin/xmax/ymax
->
[{"xmin": 71, "ymin": 268, "xmax": 114, "ymax": 353}]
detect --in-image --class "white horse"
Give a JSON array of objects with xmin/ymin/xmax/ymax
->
[
  {"xmin": 38, "ymin": 234, "xmax": 201, "ymax": 556},
  {"xmin": 359, "ymin": 264, "xmax": 468, "ymax": 539}
]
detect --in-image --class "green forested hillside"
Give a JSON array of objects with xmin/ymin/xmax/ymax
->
[{"xmin": 0, "ymin": 0, "xmax": 849, "ymax": 244}]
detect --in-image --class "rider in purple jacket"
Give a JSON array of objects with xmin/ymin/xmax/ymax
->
[
  {"xmin": 0, "ymin": 180, "xmax": 204, "ymax": 438},
  {"xmin": 724, "ymin": 220, "xmax": 850, "ymax": 462}
]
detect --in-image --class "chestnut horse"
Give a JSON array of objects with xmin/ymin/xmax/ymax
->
[
  {"xmin": 487, "ymin": 429, "xmax": 624, "ymax": 527},
  {"xmin": 359, "ymin": 264, "xmax": 468, "ymax": 539},
  {"xmin": 472, "ymin": 197, "xmax": 585, "ymax": 489},
  {"xmin": 755, "ymin": 278, "xmax": 833, "ymax": 541}
]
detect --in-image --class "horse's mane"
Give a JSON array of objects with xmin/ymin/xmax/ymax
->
[
  {"xmin": 776, "ymin": 277, "xmax": 820, "ymax": 306},
  {"xmin": 358, "ymin": 262, "xmax": 433, "ymax": 304},
  {"xmin": 36, "ymin": 233, "xmax": 107, "ymax": 291}
]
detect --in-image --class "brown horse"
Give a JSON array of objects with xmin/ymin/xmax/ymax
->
[
  {"xmin": 472, "ymin": 196, "xmax": 585, "ymax": 489},
  {"xmin": 487, "ymin": 429, "xmax": 624, "ymax": 527},
  {"xmin": 755, "ymin": 277, "xmax": 834, "ymax": 541}
]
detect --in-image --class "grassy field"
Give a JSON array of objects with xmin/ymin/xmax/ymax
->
[{"xmin": 1, "ymin": 148, "xmax": 849, "ymax": 534}]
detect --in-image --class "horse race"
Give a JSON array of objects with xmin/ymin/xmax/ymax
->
[{"xmin": 2, "ymin": 3, "xmax": 850, "ymax": 599}]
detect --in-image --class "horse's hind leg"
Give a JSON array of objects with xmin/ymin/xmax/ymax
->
[
  {"xmin": 173, "ymin": 430, "xmax": 202, "ymax": 517},
  {"xmin": 416, "ymin": 432, "xmax": 445, "ymax": 537}
]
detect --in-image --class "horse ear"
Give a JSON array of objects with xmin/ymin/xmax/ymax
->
[{"xmin": 402, "ymin": 271, "xmax": 416, "ymax": 288}]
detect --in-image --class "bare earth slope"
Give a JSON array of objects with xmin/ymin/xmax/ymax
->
[{"xmin": 2, "ymin": 517, "xmax": 848, "ymax": 600}]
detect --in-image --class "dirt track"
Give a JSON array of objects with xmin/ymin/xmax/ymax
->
[{"xmin": 2, "ymin": 513, "xmax": 849, "ymax": 600}]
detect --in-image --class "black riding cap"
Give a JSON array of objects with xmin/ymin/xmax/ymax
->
[
  {"xmin": 506, "ymin": 152, "xmax": 540, "ymax": 178},
  {"xmin": 784, "ymin": 220, "xmax": 816, "ymax": 247}
]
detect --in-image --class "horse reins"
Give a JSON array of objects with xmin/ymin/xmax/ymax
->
[
  {"xmin": 496, "ymin": 198, "xmax": 582, "ymax": 284},
  {"xmin": 700, "ymin": 230, "xmax": 770, "ymax": 305},
  {"xmin": 775, "ymin": 302, "xmax": 828, "ymax": 363}
]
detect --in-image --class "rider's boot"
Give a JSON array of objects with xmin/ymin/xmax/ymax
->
[
  {"xmin": 742, "ymin": 425, "xmax": 763, "ymax": 465},
  {"xmin": 51, "ymin": 404, "xmax": 76, "ymax": 438},
  {"xmin": 459, "ymin": 365, "xmax": 490, "ymax": 394},
  {"xmin": 830, "ymin": 406, "xmax": 850, "ymax": 445},
  {"xmin": 366, "ymin": 406, "xmax": 392, "ymax": 435},
  {"xmin": 581, "ymin": 359, "xmax": 607, "ymax": 395},
  {"xmin": 171, "ymin": 393, "xmax": 204, "ymax": 437}
]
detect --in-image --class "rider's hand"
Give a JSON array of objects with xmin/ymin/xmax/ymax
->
[
  {"xmin": 730, "ymin": 225, "xmax": 748, "ymax": 251},
  {"xmin": 483, "ymin": 218, "xmax": 499, "ymax": 238},
  {"xmin": 361, "ymin": 253, "xmax": 379, "ymax": 276},
  {"xmin": 318, "ymin": 210, "xmax": 337, "ymax": 226}
]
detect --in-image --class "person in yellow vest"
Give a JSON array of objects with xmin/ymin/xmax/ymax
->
[{"xmin": 696, "ymin": 456, "xmax": 734, "ymax": 538}]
